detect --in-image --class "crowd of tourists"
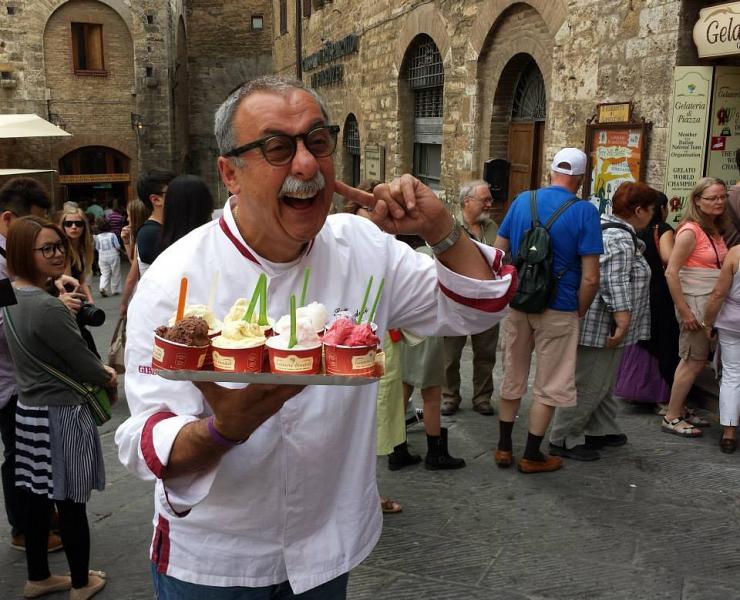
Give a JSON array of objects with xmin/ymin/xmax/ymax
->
[{"xmin": 0, "ymin": 75, "xmax": 738, "ymax": 599}]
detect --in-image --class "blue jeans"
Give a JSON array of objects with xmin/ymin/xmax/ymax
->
[{"xmin": 151, "ymin": 563, "xmax": 349, "ymax": 600}]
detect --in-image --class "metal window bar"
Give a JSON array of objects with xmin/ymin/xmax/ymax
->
[
  {"xmin": 414, "ymin": 87, "xmax": 443, "ymax": 118},
  {"xmin": 407, "ymin": 37, "xmax": 444, "ymax": 90},
  {"xmin": 343, "ymin": 118, "xmax": 360, "ymax": 155},
  {"xmin": 512, "ymin": 61, "xmax": 546, "ymax": 121}
]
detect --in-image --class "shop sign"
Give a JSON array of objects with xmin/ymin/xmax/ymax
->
[
  {"xmin": 706, "ymin": 66, "xmax": 740, "ymax": 188},
  {"xmin": 310, "ymin": 64, "xmax": 343, "ymax": 89},
  {"xmin": 302, "ymin": 34, "xmax": 359, "ymax": 72},
  {"xmin": 693, "ymin": 2, "xmax": 740, "ymax": 58},
  {"xmin": 664, "ymin": 66, "xmax": 713, "ymax": 223},
  {"xmin": 59, "ymin": 173, "xmax": 130, "ymax": 184},
  {"xmin": 364, "ymin": 144, "xmax": 385, "ymax": 182},
  {"xmin": 597, "ymin": 102, "xmax": 631, "ymax": 124}
]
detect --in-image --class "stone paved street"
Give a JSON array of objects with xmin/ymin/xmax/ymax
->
[{"xmin": 2, "ymin": 284, "xmax": 739, "ymax": 599}]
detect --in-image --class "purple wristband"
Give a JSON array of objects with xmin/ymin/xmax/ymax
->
[{"xmin": 207, "ymin": 416, "xmax": 247, "ymax": 448}]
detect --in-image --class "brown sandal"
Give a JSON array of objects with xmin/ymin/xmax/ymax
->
[
  {"xmin": 379, "ymin": 496, "xmax": 402, "ymax": 514},
  {"xmin": 719, "ymin": 438, "xmax": 737, "ymax": 453}
]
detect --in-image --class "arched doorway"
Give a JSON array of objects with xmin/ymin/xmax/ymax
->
[
  {"xmin": 399, "ymin": 34, "xmax": 444, "ymax": 190},
  {"xmin": 490, "ymin": 55, "xmax": 546, "ymax": 207},
  {"xmin": 58, "ymin": 146, "xmax": 131, "ymax": 209},
  {"xmin": 342, "ymin": 114, "xmax": 361, "ymax": 186}
]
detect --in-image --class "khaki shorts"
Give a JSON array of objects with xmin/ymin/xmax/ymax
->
[
  {"xmin": 500, "ymin": 308, "xmax": 580, "ymax": 407},
  {"xmin": 678, "ymin": 326, "xmax": 712, "ymax": 361}
]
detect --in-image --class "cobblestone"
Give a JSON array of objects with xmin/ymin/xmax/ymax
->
[{"xmin": 1, "ymin": 282, "xmax": 738, "ymax": 599}]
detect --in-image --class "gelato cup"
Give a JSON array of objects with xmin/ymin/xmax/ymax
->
[
  {"xmin": 265, "ymin": 338, "xmax": 323, "ymax": 375},
  {"xmin": 324, "ymin": 343, "xmax": 378, "ymax": 376},
  {"xmin": 210, "ymin": 320, "xmax": 266, "ymax": 373},
  {"xmin": 152, "ymin": 335, "xmax": 210, "ymax": 370},
  {"xmin": 169, "ymin": 304, "xmax": 223, "ymax": 337}
]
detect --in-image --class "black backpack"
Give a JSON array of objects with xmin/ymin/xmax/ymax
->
[{"xmin": 510, "ymin": 191, "xmax": 578, "ymax": 314}]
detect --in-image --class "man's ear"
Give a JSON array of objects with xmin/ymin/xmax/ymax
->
[
  {"xmin": 149, "ymin": 193, "xmax": 163, "ymax": 208},
  {"xmin": 0, "ymin": 211, "xmax": 14, "ymax": 235},
  {"xmin": 218, "ymin": 156, "xmax": 241, "ymax": 195}
]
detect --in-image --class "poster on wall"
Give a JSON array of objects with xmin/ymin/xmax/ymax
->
[
  {"xmin": 583, "ymin": 122, "xmax": 648, "ymax": 214},
  {"xmin": 664, "ymin": 66, "xmax": 713, "ymax": 223},
  {"xmin": 706, "ymin": 66, "xmax": 740, "ymax": 189}
]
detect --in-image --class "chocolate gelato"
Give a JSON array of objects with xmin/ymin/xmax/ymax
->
[{"xmin": 156, "ymin": 316, "xmax": 210, "ymax": 347}]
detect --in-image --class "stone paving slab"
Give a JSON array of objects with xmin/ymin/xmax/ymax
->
[{"xmin": 1, "ymin": 286, "xmax": 739, "ymax": 599}]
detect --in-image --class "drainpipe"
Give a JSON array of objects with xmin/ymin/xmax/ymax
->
[{"xmin": 295, "ymin": 0, "xmax": 302, "ymax": 80}]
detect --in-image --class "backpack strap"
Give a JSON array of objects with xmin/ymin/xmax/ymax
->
[
  {"xmin": 529, "ymin": 190, "xmax": 540, "ymax": 227},
  {"xmin": 543, "ymin": 196, "xmax": 578, "ymax": 229},
  {"xmin": 601, "ymin": 222, "xmax": 639, "ymax": 252}
]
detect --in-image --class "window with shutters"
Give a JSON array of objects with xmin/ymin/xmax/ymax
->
[
  {"xmin": 343, "ymin": 115, "xmax": 361, "ymax": 186},
  {"xmin": 71, "ymin": 22, "xmax": 106, "ymax": 75},
  {"xmin": 303, "ymin": 0, "xmax": 311, "ymax": 18},
  {"xmin": 279, "ymin": 0, "xmax": 287, "ymax": 34}
]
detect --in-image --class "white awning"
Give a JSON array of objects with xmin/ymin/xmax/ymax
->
[
  {"xmin": 0, "ymin": 114, "xmax": 71, "ymax": 138},
  {"xmin": 0, "ymin": 168, "xmax": 57, "ymax": 176}
]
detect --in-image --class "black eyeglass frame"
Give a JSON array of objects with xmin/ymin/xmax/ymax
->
[
  {"xmin": 34, "ymin": 241, "xmax": 68, "ymax": 259},
  {"xmin": 222, "ymin": 125, "xmax": 341, "ymax": 165}
]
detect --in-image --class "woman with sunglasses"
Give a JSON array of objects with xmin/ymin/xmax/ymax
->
[
  {"xmin": 59, "ymin": 207, "xmax": 99, "ymax": 356},
  {"xmin": 663, "ymin": 177, "xmax": 730, "ymax": 437},
  {"xmin": 3, "ymin": 216, "xmax": 116, "ymax": 600}
]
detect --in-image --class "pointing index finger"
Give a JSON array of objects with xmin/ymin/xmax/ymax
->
[{"xmin": 334, "ymin": 180, "xmax": 377, "ymax": 210}]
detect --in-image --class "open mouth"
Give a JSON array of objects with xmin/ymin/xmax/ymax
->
[{"xmin": 282, "ymin": 194, "xmax": 318, "ymax": 211}]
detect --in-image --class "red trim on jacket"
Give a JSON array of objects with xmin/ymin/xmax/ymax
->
[
  {"xmin": 219, "ymin": 216, "xmax": 259, "ymax": 264},
  {"xmin": 438, "ymin": 264, "xmax": 517, "ymax": 313},
  {"xmin": 141, "ymin": 411, "xmax": 176, "ymax": 479},
  {"xmin": 152, "ymin": 514, "xmax": 171, "ymax": 574}
]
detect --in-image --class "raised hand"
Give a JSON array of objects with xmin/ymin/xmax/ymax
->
[{"xmin": 335, "ymin": 175, "xmax": 453, "ymax": 245}]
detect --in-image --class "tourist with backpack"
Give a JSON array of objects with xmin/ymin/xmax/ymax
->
[
  {"xmin": 493, "ymin": 148, "xmax": 602, "ymax": 474},
  {"xmin": 549, "ymin": 182, "xmax": 655, "ymax": 461}
]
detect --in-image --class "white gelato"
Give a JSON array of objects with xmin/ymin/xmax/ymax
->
[
  {"xmin": 267, "ymin": 316, "xmax": 321, "ymax": 350},
  {"xmin": 275, "ymin": 301, "xmax": 327, "ymax": 334}
]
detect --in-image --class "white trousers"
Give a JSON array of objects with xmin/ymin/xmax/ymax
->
[
  {"xmin": 718, "ymin": 328, "xmax": 740, "ymax": 427},
  {"xmin": 99, "ymin": 254, "xmax": 121, "ymax": 294}
]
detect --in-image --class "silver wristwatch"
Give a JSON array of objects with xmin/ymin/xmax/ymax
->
[{"xmin": 429, "ymin": 224, "xmax": 461, "ymax": 256}]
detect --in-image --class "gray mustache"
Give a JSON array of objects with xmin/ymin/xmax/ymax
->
[{"xmin": 279, "ymin": 172, "xmax": 326, "ymax": 198}]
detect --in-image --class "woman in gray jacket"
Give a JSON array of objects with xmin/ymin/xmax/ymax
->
[{"xmin": 4, "ymin": 216, "xmax": 116, "ymax": 600}]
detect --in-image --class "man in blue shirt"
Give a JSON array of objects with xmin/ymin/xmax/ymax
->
[{"xmin": 493, "ymin": 148, "xmax": 603, "ymax": 473}]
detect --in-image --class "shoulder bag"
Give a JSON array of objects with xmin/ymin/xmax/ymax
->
[{"xmin": 2, "ymin": 306, "xmax": 112, "ymax": 426}]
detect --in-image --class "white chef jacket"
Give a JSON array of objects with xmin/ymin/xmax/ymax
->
[{"xmin": 116, "ymin": 198, "xmax": 515, "ymax": 593}]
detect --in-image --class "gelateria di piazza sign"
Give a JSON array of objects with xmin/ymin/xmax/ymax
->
[{"xmin": 694, "ymin": 2, "xmax": 740, "ymax": 58}]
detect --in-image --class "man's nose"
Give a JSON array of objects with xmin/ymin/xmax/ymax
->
[{"xmin": 290, "ymin": 139, "xmax": 320, "ymax": 180}]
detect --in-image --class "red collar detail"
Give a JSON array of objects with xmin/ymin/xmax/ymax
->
[{"xmin": 219, "ymin": 216, "xmax": 259, "ymax": 264}]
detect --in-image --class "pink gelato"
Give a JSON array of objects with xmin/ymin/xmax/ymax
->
[{"xmin": 323, "ymin": 317, "xmax": 379, "ymax": 347}]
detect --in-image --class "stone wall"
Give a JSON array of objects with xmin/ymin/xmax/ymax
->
[
  {"xmin": 269, "ymin": 0, "xmax": 708, "ymax": 216},
  {"xmin": 186, "ymin": 0, "xmax": 273, "ymax": 204}
]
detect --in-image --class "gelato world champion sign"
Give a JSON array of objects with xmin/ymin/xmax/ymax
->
[{"xmin": 694, "ymin": 2, "xmax": 740, "ymax": 58}]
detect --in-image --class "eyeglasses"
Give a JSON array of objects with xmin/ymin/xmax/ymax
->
[
  {"xmin": 34, "ymin": 241, "xmax": 67, "ymax": 259},
  {"xmin": 63, "ymin": 220, "xmax": 85, "ymax": 228},
  {"xmin": 700, "ymin": 194, "xmax": 728, "ymax": 203},
  {"xmin": 223, "ymin": 125, "xmax": 340, "ymax": 165}
]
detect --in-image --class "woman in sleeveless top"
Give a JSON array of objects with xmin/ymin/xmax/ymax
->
[
  {"xmin": 703, "ymin": 245, "xmax": 740, "ymax": 453},
  {"xmin": 663, "ymin": 177, "xmax": 730, "ymax": 437}
]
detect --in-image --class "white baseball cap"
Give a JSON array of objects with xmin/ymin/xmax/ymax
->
[{"xmin": 551, "ymin": 148, "xmax": 587, "ymax": 176}]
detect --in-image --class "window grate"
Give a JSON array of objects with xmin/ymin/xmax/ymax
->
[
  {"xmin": 343, "ymin": 116, "xmax": 360, "ymax": 155},
  {"xmin": 512, "ymin": 60, "xmax": 546, "ymax": 121},
  {"xmin": 414, "ymin": 87, "xmax": 443, "ymax": 118},
  {"xmin": 406, "ymin": 36, "xmax": 444, "ymax": 90}
]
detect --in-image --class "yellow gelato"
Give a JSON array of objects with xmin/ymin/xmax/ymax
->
[
  {"xmin": 211, "ymin": 320, "xmax": 265, "ymax": 349},
  {"xmin": 169, "ymin": 304, "xmax": 223, "ymax": 333}
]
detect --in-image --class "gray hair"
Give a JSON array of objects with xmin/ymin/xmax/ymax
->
[
  {"xmin": 459, "ymin": 179, "xmax": 489, "ymax": 208},
  {"xmin": 214, "ymin": 75, "xmax": 331, "ymax": 167}
]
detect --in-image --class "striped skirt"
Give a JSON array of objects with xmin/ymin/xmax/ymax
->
[{"xmin": 15, "ymin": 401, "xmax": 105, "ymax": 503}]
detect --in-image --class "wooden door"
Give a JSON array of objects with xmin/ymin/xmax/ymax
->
[{"xmin": 507, "ymin": 122, "xmax": 535, "ymax": 208}]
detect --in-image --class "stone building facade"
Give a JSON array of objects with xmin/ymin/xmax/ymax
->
[
  {"xmin": 271, "ymin": 0, "xmax": 732, "ymax": 221},
  {"xmin": 0, "ymin": 0, "xmax": 272, "ymax": 207}
]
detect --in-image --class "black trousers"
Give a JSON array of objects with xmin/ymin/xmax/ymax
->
[
  {"xmin": 0, "ymin": 394, "xmax": 23, "ymax": 536},
  {"xmin": 21, "ymin": 490, "xmax": 90, "ymax": 588}
]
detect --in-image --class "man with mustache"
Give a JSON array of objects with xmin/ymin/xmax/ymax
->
[
  {"xmin": 116, "ymin": 76, "xmax": 515, "ymax": 599},
  {"xmin": 441, "ymin": 180, "xmax": 500, "ymax": 417}
]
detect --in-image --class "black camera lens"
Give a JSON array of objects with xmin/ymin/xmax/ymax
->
[{"xmin": 77, "ymin": 303, "xmax": 106, "ymax": 327}]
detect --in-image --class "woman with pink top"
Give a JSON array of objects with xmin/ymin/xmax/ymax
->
[
  {"xmin": 663, "ymin": 177, "xmax": 730, "ymax": 437},
  {"xmin": 703, "ymin": 245, "xmax": 740, "ymax": 453}
]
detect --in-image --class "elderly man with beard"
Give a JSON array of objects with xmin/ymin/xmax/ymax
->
[
  {"xmin": 116, "ymin": 76, "xmax": 515, "ymax": 599},
  {"xmin": 440, "ymin": 180, "xmax": 501, "ymax": 417}
]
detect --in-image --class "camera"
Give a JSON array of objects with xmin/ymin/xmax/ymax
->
[{"xmin": 77, "ymin": 302, "xmax": 106, "ymax": 327}]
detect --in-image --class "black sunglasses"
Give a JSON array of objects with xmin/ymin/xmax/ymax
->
[
  {"xmin": 223, "ymin": 125, "xmax": 340, "ymax": 166},
  {"xmin": 63, "ymin": 220, "xmax": 85, "ymax": 228}
]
